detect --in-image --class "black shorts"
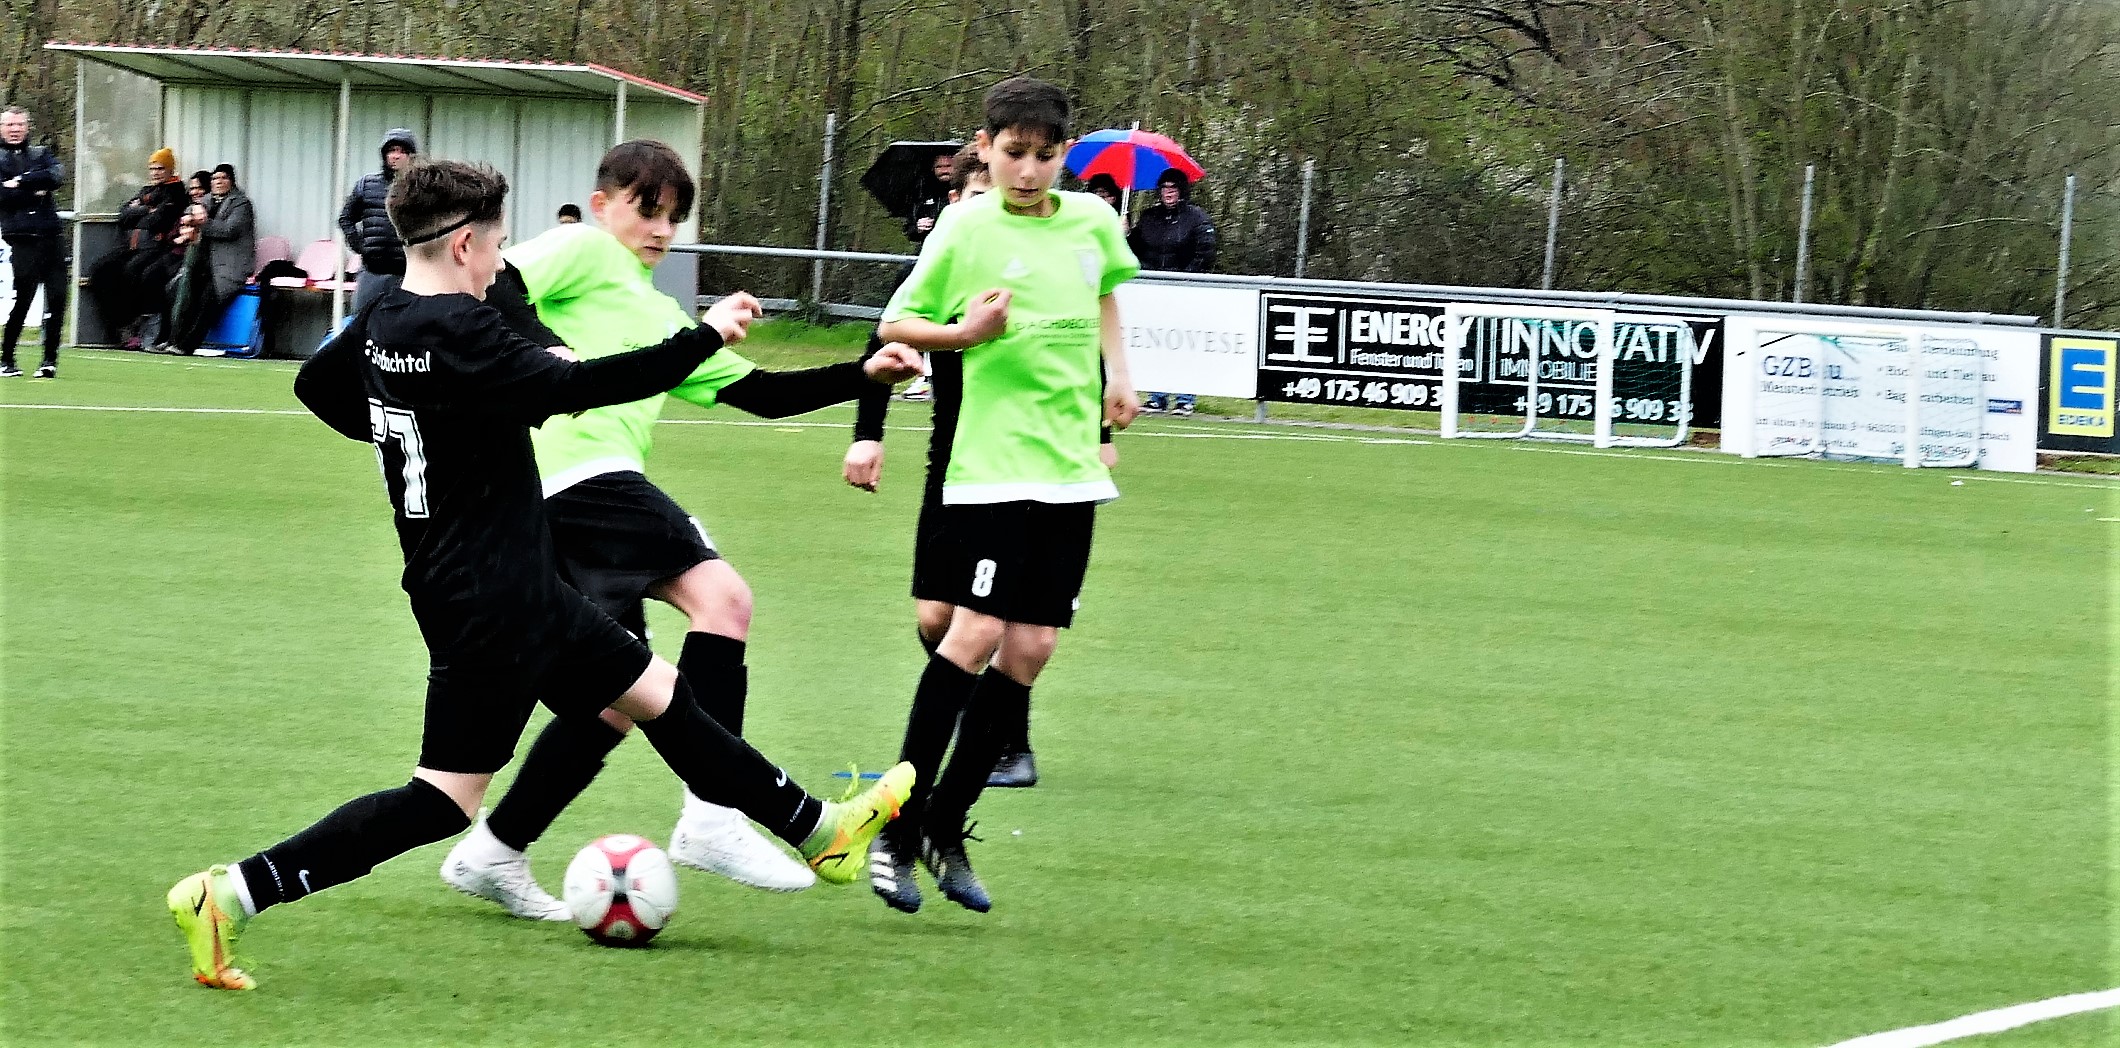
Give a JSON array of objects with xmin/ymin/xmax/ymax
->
[
  {"xmin": 414, "ymin": 586, "xmax": 652, "ymax": 774},
  {"xmin": 911, "ymin": 501, "xmax": 1095, "ymax": 628},
  {"xmin": 546, "ymin": 471, "xmax": 720, "ymax": 636}
]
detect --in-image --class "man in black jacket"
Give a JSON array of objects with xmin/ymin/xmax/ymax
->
[
  {"xmin": 339, "ymin": 127, "xmax": 418, "ymax": 309},
  {"xmin": 1128, "ymin": 168, "xmax": 1217, "ymax": 415},
  {"xmin": 0, "ymin": 106, "xmax": 64, "ymax": 378}
]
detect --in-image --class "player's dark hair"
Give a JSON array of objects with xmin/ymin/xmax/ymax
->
[
  {"xmin": 983, "ymin": 76, "xmax": 1070, "ymax": 145},
  {"xmin": 948, "ymin": 142, "xmax": 986, "ymax": 193},
  {"xmin": 597, "ymin": 139, "xmax": 695, "ymax": 223},
  {"xmin": 388, "ymin": 159, "xmax": 509, "ymax": 250},
  {"xmin": 556, "ymin": 202, "xmax": 582, "ymax": 221}
]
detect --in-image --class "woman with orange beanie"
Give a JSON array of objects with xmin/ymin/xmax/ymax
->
[{"xmin": 88, "ymin": 147, "xmax": 188, "ymax": 348}]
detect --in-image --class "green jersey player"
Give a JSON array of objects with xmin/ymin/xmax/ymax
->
[{"xmin": 865, "ymin": 77, "xmax": 1141, "ymax": 915}]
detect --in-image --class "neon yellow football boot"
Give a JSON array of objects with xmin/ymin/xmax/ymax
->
[
  {"xmin": 801, "ymin": 762, "xmax": 915, "ymax": 885},
  {"xmin": 168, "ymin": 865, "xmax": 254, "ymax": 990}
]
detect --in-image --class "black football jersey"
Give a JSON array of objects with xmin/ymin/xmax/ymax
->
[{"xmin": 295, "ymin": 287, "xmax": 721, "ymax": 649}]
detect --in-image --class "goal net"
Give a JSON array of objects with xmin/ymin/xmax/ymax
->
[
  {"xmin": 1749, "ymin": 329, "xmax": 1982, "ymax": 468},
  {"xmin": 1439, "ymin": 303, "xmax": 1694, "ymax": 448}
]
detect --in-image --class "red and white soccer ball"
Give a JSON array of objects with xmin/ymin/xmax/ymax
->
[{"xmin": 563, "ymin": 834, "xmax": 679, "ymax": 947}]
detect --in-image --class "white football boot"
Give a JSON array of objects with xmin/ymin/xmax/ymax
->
[
  {"xmin": 441, "ymin": 817, "xmax": 572, "ymax": 921},
  {"xmin": 669, "ymin": 794, "xmax": 817, "ymax": 892}
]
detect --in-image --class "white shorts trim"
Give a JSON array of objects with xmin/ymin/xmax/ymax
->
[
  {"xmin": 540, "ymin": 456, "xmax": 644, "ymax": 498},
  {"xmin": 941, "ymin": 480, "xmax": 1119, "ymax": 505}
]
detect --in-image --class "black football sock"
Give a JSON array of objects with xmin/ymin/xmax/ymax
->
[
  {"xmin": 997, "ymin": 680, "xmax": 1034, "ymax": 754},
  {"xmin": 635, "ymin": 677, "xmax": 822, "ymax": 847},
  {"xmin": 927, "ymin": 669, "xmax": 1028, "ymax": 831},
  {"xmin": 898, "ymin": 652, "xmax": 981, "ymax": 828},
  {"xmin": 677, "ymin": 631, "xmax": 747, "ymax": 737},
  {"xmin": 236, "ymin": 777, "xmax": 470, "ymax": 912},
  {"xmin": 485, "ymin": 715, "xmax": 627, "ymax": 851}
]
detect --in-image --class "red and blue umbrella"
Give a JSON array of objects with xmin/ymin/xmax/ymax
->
[{"xmin": 1065, "ymin": 129, "xmax": 1205, "ymax": 191}]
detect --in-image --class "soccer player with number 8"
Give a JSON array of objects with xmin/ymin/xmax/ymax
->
[{"xmin": 864, "ymin": 76, "xmax": 1141, "ymax": 915}]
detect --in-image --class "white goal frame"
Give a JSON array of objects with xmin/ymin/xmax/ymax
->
[{"xmin": 1440, "ymin": 303, "xmax": 1692, "ymax": 448}]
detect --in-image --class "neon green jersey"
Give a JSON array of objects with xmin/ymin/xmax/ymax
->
[
  {"xmin": 883, "ymin": 189, "xmax": 1139, "ymax": 504},
  {"xmin": 504, "ymin": 223, "xmax": 755, "ymax": 495}
]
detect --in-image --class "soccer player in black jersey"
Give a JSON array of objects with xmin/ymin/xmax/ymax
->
[
  {"xmin": 437, "ymin": 141, "xmax": 925, "ymax": 916},
  {"xmin": 165, "ymin": 160, "xmax": 912, "ymax": 991}
]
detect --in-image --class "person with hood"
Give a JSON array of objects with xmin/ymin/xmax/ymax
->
[
  {"xmin": 88, "ymin": 146, "xmax": 188, "ymax": 351},
  {"xmin": 339, "ymin": 127, "xmax": 418, "ymax": 309},
  {"xmin": 0, "ymin": 105, "xmax": 66, "ymax": 378},
  {"xmin": 1128, "ymin": 168, "xmax": 1216, "ymax": 416},
  {"xmin": 905, "ymin": 151, "xmax": 954, "ymax": 246},
  {"xmin": 1085, "ymin": 172, "xmax": 1128, "ymax": 233}
]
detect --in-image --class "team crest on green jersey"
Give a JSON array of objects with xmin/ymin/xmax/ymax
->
[{"xmin": 1077, "ymin": 250, "xmax": 1101, "ymax": 288}]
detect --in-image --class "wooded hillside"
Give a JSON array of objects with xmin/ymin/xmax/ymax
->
[{"xmin": 7, "ymin": 0, "xmax": 2114, "ymax": 324}]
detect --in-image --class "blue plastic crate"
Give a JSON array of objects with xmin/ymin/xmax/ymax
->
[{"xmin": 203, "ymin": 287, "xmax": 262, "ymax": 356}]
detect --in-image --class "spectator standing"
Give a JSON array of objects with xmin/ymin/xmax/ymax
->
[
  {"xmin": 556, "ymin": 202, "xmax": 582, "ymax": 224},
  {"xmin": 1085, "ymin": 172, "xmax": 1128, "ymax": 234},
  {"xmin": 1128, "ymin": 168, "xmax": 1217, "ymax": 416},
  {"xmin": 905, "ymin": 152, "xmax": 953, "ymax": 245},
  {"xmin": 0, "ymin": 104, "xmax": 65, "ymax": 379},
  {"xmin": 338, "ymin": 127, "xmax": 418, "ymax": 310},
  {"xmin": 896, "ymin": 150, "xmax": 955, "ymax": 402},
  {"xmin": 88, "ymin": 147, "xmax": 187, "ymax": 350}
]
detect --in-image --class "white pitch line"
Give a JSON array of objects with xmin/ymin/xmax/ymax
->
[
  {"xmin": 0, "ymin": 404, "xmax": 1377, "ymax": 443},
  {"xmin": 0, "ymin": 403, "xmax": 307, "ymax": 416},
  {"xmin": 3, "ymin": 401, "xmax": 2114, "ymax": 487},
  {"xmin": 1821, "ymin": 988, "xmax": 2120, "ymax": 1048}
]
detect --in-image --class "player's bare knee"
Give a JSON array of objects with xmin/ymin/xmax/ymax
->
[
  {"xmin": 413, "ymin": 768, "xmax": 494, "ymax": 820},
  {"xmin": 938, "ymin": 607, "xmax": 1006, "ymax": 671},
  {"xmin": 915, "ymin": 599, "xmax": 954, "ymax": 643},
  {"xmin": 610, "ymin": 658, "xmax": 678, "ymax": 722},
  {"xmin": 657, "ymin": 560, "xmax": 751, "ymax": 637},
  {"xmin": 598, "ymin": 707, "xmax": 637, "ymax": 734},
  {"xmin": 996, "ymin": 625, "xmax": 1058, "ymax": 680}
]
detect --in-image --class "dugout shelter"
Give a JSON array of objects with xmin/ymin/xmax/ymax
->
[{"xmin": 49, "ymin": 43, "xmax": 707, "ymax": 351}]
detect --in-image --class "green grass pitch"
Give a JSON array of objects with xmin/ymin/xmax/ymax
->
[{"xmin": 1, "ymin": 344, "xmax": 2111, "ymax": 1047}]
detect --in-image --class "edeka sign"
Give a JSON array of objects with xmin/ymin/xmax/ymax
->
[
  {"xmin": 1254, "ymin": 292, "xmax": 1724, "ymax": 426},
  {"xmin": 2036, "ymin": 333, "xmax": 2120, "ymax": 453},
  {"xmin": 1112, "ymin": 281, "xmax": 1261, "ymax": 398},
  {"xmin": 2044, "ymin": 335, "xmax": 2116, "ymax": 440}
]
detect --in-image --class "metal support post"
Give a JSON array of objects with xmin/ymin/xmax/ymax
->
[
  {"xmin": 1793, "ymin": 164, "xmax": 1816, "ymax": 304},
  {"xmin": 812, "ymin": 113, "xmax": 836, "ymax": 305},
  {"xmin": 2055, "ymin": 173, "xmax": 2076, "ymax": 327},
  {"xmin": 332, "ymin": 78, "xmax": 351, "ymax": 331},
  {"xmin": 1294, "ymin": 158, "xmax": 1315, "ymax": 279},
  {"xmin": 1541, "ymin": 158, "xmax": 1564, "ymax": 290}
]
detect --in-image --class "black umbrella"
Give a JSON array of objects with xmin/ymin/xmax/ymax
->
[{"xmin": 861, "ymin": 141, "xmax": 962, "ymax": 219}]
